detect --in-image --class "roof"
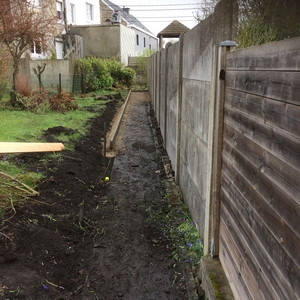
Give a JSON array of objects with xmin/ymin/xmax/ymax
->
[
  {"xmin": 157, "ymin": 20, "xmax": 190, "ymax": 38},
  {"xmin": 102, "ymin": 0, "xmax": 154, "ymax": 36}
]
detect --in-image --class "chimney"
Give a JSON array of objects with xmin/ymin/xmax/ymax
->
[{"xmin": 123, "ymin": 7, "xmax": 130, "ymax": 15}]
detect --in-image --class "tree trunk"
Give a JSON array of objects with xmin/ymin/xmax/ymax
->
[{"xmin": 10, "ymin": 58, "xmax": 20, "ymax": 106}]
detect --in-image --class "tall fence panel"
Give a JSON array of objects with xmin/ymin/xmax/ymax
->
[
  {"xmin": 148, "ymin": 0, "xmax": 238, "ymax": 249},
  {"xmin": 220, "ymin": 37, "xmax": 300, "ymax": 299},
  {"xmin": 165, "ymin": 42, "xmax": 180, "ymax": 164}
]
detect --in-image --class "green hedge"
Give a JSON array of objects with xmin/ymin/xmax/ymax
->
[{"xmin": 75, "ymin": 57, "xmax": 136, "ymax": 92}]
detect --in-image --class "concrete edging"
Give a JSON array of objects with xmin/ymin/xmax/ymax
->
[{"xmin": 107, "ymin": 90, "xmax": 131, "ymax": 149}]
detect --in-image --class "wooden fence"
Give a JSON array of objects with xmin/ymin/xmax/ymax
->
[{"xmin": 220, "ymin": 37, "xmax": 300, "ymax": 300}]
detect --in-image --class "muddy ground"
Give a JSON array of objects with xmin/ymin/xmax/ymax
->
[{"xmin": 0, "ymin": 92, "xmax": 196, "ymax": 299}]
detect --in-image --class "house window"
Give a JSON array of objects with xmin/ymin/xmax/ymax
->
[
  {"xmin": 30, "ymin": 0, "xmax": 41, "ymax": 7},
  {"xmin": 136, "ymin": 34, "xmax": 139, "ymax": 46},
  {"xmin": 30, "ymin": 40, "xmax": 42, "ymax": 54},
  {"xmin": 149, "ymin": 44, "xmax": 151, "ymax": 50},
  {"xmin": 70, "ymin": 4, "xmax": 75, "ymax": 23},
  {"xmin": 86, "ymin": 3, "xmax": 93, "ymax": 21},
  {"xmin": 56, "ymin": 1, "xmax": 63, "ymax": 20},
  {"xmin": 144, "ymin": 37, "xmax": 146, "ymax": 47}
]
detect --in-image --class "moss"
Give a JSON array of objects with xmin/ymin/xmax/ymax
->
[{"xmin": 208, "ymin": 274, "xmax": 226, "ymax": 300}]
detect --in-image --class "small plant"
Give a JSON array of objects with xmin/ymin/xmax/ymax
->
[
  {"xmin": 121, "ymin": 67, "xmax": 136, "ymax": 88},
  {"xmin": 15, "ymin": 89, "xmax": 48, "ymax": 113},
  {"xmin": 49, "ymin": 91, "xmax": 78, "ymax": 113}
]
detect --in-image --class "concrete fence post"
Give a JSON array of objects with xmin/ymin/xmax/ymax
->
[
  {"xmin": 163, "ymin": 46, "xmax": 170, "ymax": 149},
  {"xmin": 155, "ymin": 52, "xmax": 160, "ymax": 123},
  {"xmin": 175, "ymin": 34, "xmax": 184, "ymax": 185},
  {"xmin": 210, "ymin": 40, "xmax": 237, "ymax": 257}
]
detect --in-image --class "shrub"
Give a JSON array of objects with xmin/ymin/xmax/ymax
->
[
  {"xmin": 0, "ymin": 45, "xmax": 11, "ymax": 100},
  {"xmin": 49, "ymin": 91, "xmax": 78, "ymax": 113},
  {"xmin": 120, "ymin": 67, "xmax": 136, "ymax": 88},
  {"xmin": 75, "ymin": 57, "xmax": 136, "ymax": 91},
  {"xmin": 0, "ymin": 81, "xmax": 11, "ymax": 101},
  {"xmin": 104, "ymin": 59, "xmax": 136, "ymax": 88},
  {"xmin": 75, "ymin": 57, "xmax": 113, "ymax": 92},
  {"xmin": 16, "ymin": 90, "xmax": 48, "ymax": 113}
]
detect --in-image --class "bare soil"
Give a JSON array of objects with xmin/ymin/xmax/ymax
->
[{"xmin": 0, "ymin": 92, "xmax": 190, "ymax": 299}]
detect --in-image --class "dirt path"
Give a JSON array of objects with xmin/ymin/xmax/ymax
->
[
  {"xmin": 97, "ymin": 92, "xmax": 188, "ymax": 299},
  {"xmin": 0, "ymin": 92, "xmax": 189, "ymax": 299}
]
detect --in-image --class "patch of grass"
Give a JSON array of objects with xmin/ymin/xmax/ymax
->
[
  {"xmin": 0, "ymin": 92, "xmax": 114, "ymax": 143},
  {"xmin": 168, "ymin": 202, "xmax": 204, "ymax": 265},
  {"xmin": 0, "ymin": 90, "xmax": 118, "ymax": 220}
]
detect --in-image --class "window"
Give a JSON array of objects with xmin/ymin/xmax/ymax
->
[
  {"xmin": 136, "ymin": 34, "xmax": 139, "ymax": 46},
  {"xmin": 30, "ymin": 40, "xmax": 42, "ymax": 54},
  {"xmin": 70, "ymin": 4, "xmax": 75, "ymax": 23},
  {"xmin": 149, "ymin": 44, "xmax": 151, "ymax": 50},
  {"xmin": 56, "ymin": 1, "xmax": 63, "ymax": 20},
  {"xmin": 144, "ymin": 37, "xmax": 146, "ymax": 47},
  {"xmin": 86, "ymin": 3, "xmax": 93, "ymax": 21},
  {"xmin": 30, "ymin": 0, "xmax": 41, "ymax": 7}
]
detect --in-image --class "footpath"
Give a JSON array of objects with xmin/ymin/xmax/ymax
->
[{"xmin": 100, "ymin": 91, "xmax": 199, "ymax": 299}]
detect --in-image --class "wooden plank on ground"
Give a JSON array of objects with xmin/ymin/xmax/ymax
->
[{"xmin": 0, "ymin": 142, "xmax": 64, "ymax": 154}]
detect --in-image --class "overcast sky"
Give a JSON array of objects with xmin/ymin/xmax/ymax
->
[{"xmin": 111, "ymin": 0, "xmax": 201, "ymax": 36}]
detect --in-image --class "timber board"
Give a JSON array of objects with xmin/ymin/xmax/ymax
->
[
  {"xmin": 224, "ymin": 107, "xmax": 300, "ymax": 171},
  {"xmin": 226, "ymin": 37, "xmax": 300, "ymax": 71},
  {"xmin": 222, "ymin": 156, "xmax": 300, "ymax": 273},
  {"xmin": 225, "ymin": 89, "xmax": 300, "ymax": 138},
  {"xmin": 221, "ymin": 190, "xmax": 299, "ymax": 300},
  {"xmin": 222, "ymin": 120, "xmax": 300, "ymax": 202},
  {"xmin": 0, "ymin": 142, "xmax": 64, "ymax": 154},
  {"xmin": 222, "ymin": 142, "xmax": 300, "ymax": 255},
  {"xmin": 226, "ymin": 70, "xmax": 300, "ymax": 105},
  {"xmin": 220, "ymin": 214, "xmax": 269, "ymax": 300},
  {"xmin": 219, "ymin": 221, "xmax": 253, "ymax": 300}
]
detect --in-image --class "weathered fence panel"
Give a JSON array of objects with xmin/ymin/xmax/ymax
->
[
  {"xmin": 220, "ymin": 37, "xmax": 300, "ymax": 300},
  {"xmin": 148, "ymin": 0, "xmax": 238, "ymax": 245}
]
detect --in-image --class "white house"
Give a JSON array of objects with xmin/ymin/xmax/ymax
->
[
  {"xmin": 29, "ymin": 0, "xmax": 157, "ymax": 63},
  {"xmin": 54, "ymin": 0, "xmax": 101, "ymax": 59}
]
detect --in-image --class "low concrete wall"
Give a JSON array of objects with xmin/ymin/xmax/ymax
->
[{"xmin": 19, "ymin": 53, "xmax": 75, "ymax": 93}]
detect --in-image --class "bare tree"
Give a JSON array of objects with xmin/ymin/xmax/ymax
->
[
  {"xmin": 237, "ymin": 0, "xmax": 300, "ymax": 48},
  {"xmin": 193, "ymin": 0, "xmax": 219, "ymax": 23},
  {"xmin": 0, "ymin": 0, "xmax": 58, "ymax": 104}
]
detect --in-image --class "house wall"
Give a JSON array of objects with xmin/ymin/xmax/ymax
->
[
  {"xmin": 64, "ymin": 0, "xmax": 101, "ymax": 25},
  {"xmin": 134, "ymin": 29, "xmax": 158, "ymax": 54},
  {"xmin": 68, "ymin": 24, "xmax": 155, "ymax": 65},
  {"xmin": 68, "ymin": 25, "xmax": 120, "ymax": 59},
  {"xmin": 120, "ymin": 26, "xmax": 136, "ymax": 65}
]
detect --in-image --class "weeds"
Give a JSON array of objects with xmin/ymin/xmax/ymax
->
[
  {"xmin": 149, "ymin": 193, "xmax": 204, "ymax": 267},
  {"xmin": 49, "ymin": 91, "xmax": 78, "ymax": 113}
]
